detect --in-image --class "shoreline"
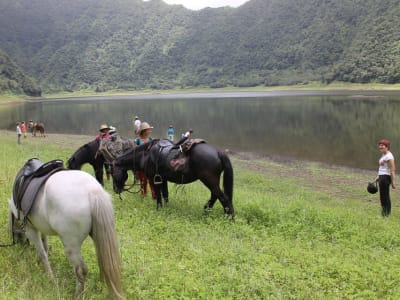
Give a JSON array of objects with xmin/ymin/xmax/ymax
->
[
  {"xmin": 3, "ymin": 82, "xmax": 400, "ymax": 103},
  {"xmin": 2, "ymin": 130, "xmax": 377, "ymax": 200}
]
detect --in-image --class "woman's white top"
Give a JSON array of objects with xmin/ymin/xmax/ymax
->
[{"xmin": 378, "ymin": 152, "xmax": 394, "ymax": 175}]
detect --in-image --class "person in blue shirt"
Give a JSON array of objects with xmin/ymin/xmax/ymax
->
[{"xmin": 167, "ymin": 125, "xmax": 175, "ymax": 141}]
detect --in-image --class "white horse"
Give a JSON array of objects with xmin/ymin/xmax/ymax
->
[{"xmin": 9, "ymin": 170, "xmax": 124, "ymax": 299}]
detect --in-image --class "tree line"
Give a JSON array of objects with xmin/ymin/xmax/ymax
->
[{"xmin": 0, "ymin": 0, "xmax": 399, "ymax": 95}]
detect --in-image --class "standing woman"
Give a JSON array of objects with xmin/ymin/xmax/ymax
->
[
  {"xmin": 134, "ymin": 122, "xmax": 156, "ymax": 199},
  {"xmin": 376, "ymin": 139, "xmax": 395, "ymax": 217}
]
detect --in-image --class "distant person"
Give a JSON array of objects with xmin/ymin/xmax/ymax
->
[
  {"xmin": 178, "ymin": 129, "xmax": 193, "ymax": 145},
  {"xmin": 109, "ymin": 125, "xmax": 117, "ymax": 136},
  {"xmin": 20, "ymin": 121, "xmax": 27, "ymax": 138},
  {"xmin": 96, "ymin": 124, "xmax": 110, "ymax": 140},
  {"xmin": 16, "ymin": 122, "xmax": 22, "ymax": 144},
  {"xmin": 375, "ymin": 139, "xmax": 395, "ymax": 217},
  {"xmin": 134, "ymin": 122, "xmax": 156, "ymax": 199},
  {"xmin": 28, "ymin": 120, "xmax": 35, "ymax": 136},
  {"xmin": 167, "ymin": 125, "xmax": 175, "ymax": 141},
  {"xmin": 96, "ymin": 124, "xmax": 111, "ymax": 179},
  {"xmin": 133, "ymin": 116, "xmax": 141, "ymax": 136}
]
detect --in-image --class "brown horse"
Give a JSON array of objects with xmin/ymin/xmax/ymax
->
[{"xmin": 29, "ymin": 122, "xmax": 46, "ymax": 137}]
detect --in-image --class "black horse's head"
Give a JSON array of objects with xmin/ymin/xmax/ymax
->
[
  {"xmin": 112, "ymin": 164, "xmax": 128, "ymax": 194},
  {"xmin": 111, "ymin": 144, "xmax": 150, "ymax": 194},
  {"xmin": 111, "ymin": 148, "xmax": 135, "ymax": 194},
  {"xmin": 67, "ymin": 140, "xmax": 100, "ymax": 169}
]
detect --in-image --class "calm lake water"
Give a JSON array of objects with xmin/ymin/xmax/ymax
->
[{"xmin": 3, "ymin": 90, "xmax": 400, "ymax": 170}]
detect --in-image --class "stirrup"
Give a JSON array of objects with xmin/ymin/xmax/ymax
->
[{"xmin": 153, "ymin": 174, "xmax": 162, "ymax": 185}]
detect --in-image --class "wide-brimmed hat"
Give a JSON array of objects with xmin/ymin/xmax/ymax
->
[
  {"xmin": 99, "ymin": 124, "xmax": 110, "ymax": 132},
  {"xmin": 139, "ymin": 122, "xmax": 153, "ymax": 133}
]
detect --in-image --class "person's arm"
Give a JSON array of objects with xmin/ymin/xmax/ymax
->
[
  {"xmin": 176, "ymin": 130, "xmax": 193, "ymax": 145},
  {"xmin": 388, "ymin": 159, "xmax": 396, "ymax": 189}
]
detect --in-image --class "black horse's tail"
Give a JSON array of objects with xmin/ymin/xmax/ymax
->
[{"xmin": 219, "ymin": 151, "xmax": 233, "ymax": 203}]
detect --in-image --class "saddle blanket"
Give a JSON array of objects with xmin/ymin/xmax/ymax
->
[{"xmin": 13, "ymin": 158, "xmax": 65, "ymax": 219}]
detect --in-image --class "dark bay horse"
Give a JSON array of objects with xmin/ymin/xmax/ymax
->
[
  {"xmin": 67, "ymin": 139, "xmax": 107, "ymax": 185},
  {"xmin": 30, "ymin": 122, "xmax": 46, "ymax": 137},
  {"xmin": 112, "ymin": 139, "xmax": 234, "ymax": 215}
]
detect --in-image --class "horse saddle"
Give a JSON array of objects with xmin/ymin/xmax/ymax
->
[
  {"xmin": 13, "ymin": 158, "xmax": 65, "ymax": 219},
  {"xmin": 150, "ymin": 138, "xmax": 206, "ymax": 172}
]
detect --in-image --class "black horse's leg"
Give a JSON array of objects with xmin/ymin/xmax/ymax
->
[
  {"xmin": 152, "ymin": 182, "xmax": 163, "ymax": 209},
  {"xmin": 94, "ymin": 165, "xmax": 104, "ymax": 186},
  {"xmin": 161, "ymin": 181, "xmax": 169, "ymax": 205},
  {"xmin": 204, "ymin": 194, "xmax": 218, "ymax": 210},
  {"xmin": 200, "ymin": 177, "xmax": 233, "ymax": 215}
]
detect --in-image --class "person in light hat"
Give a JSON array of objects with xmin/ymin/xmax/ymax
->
[
  {"xmin": 374, "ymin": 139, "xmax": 395, "ymax": 217},
  {"xmin": 133, "ymin": 115, "xmax": 141, "ymax": 136},
  {"xmin": 95, "ymin": 124, "xmax": 111, "ymax": 180},
  {"xmin": 134, "ymin": 121, "xmax": 156, "ymax": 198},
  {"xmin": 96, "ymin": 124, "xmax": 110, "ymax": 140}
]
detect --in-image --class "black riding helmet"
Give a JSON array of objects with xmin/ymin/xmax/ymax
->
[{"xmin": 367, "ymin": 182, "xmax": 378, "ymax": 194}]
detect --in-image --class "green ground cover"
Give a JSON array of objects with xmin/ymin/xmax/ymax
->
[{"xmin": 0, "ymin": 130, "xmax": 399, "ymax": 299}]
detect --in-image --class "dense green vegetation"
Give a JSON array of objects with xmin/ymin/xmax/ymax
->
[
  {"xmin": 0, "ymin": 50, "xmax": 41, "ymax": 96},
  {"xmin": 0, "ymin": 0, "xmax": 400, "ymax": 95},
  {"xmin": 1, "ymin": 131, "xmax": 400, "ymax": 298}
]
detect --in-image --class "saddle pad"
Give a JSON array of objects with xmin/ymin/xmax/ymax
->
[
  {"xmin": 19, "ymin": 168, "xmax": 64, "ymax": 218},
  {"xmin": 13, "ymin": 159, "xmax": 65, "ymax": 219}
]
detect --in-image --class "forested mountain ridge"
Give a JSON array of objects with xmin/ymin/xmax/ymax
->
[
  {"xmin": 0, "ymin": 0, "xmax": 399, "ymax": 94},
  {"xmin": 0, "ymin": 50, "xmax": 41, "ymax": 96}
]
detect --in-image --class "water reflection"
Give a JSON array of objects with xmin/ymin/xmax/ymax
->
[{"xmin": 2, "ymin": 91, "xmax": 400, "ymax": 170}]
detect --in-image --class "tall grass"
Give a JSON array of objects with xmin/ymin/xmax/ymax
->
[{"xmin": 0, "ymin": 130, "xmax": 399, "ymax": 299}]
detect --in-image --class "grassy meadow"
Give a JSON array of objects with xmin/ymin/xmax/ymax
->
[{"xmin": 0, "ymin": 130, "xmax": 400, "ymax": 299}]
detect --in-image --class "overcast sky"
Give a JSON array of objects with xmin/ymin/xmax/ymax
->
[{"xmin": 148, "ymin": 0, "xmax": 250, "ymax": 10}]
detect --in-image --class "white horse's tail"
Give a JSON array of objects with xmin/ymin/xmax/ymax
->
[{"xmin": 90, "ymin": 190, "xmax": 124, "ymax": 300}]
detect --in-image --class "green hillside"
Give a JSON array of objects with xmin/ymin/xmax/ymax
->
[
  {"xmin": 0, "ymin": 49, "xmax": 41, "ymax": 96},
  {"xmin": 0, "ymin": 0, "xmax": 399, "ymax": 93}
]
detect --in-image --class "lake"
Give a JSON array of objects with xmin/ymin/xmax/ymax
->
[{"xmin": 3, "ymin": 90, "xmax": 400, "ymax": 170}]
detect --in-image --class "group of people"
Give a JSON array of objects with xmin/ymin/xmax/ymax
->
[
  {"xmin": 95, "ymin": 117, "xmax": 395, "ymax": 219},
  {"xmin": 16, "ymin": 120, "xmax": 37, "ymax": 144},
  {"xmin": 96, "ymin": 116, "xmax": 191, "ymax": 199}
]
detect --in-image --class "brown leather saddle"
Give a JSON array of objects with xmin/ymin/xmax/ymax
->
[
  {"xmin": 13, "ymin": 158, "xmax": 65, "ymax": 219},
  {"xmin": 149, "ymin": 139, "xmax": 206, "ymax": 183}
]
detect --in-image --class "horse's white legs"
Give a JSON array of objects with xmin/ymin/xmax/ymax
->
[
  {"xmin": 41, "ymin": 235, "xmax": 49, "ymax": 253},
  {"xmin": 25, "ymin": 224, "xmax": 54, "ymax": 279},
  {"xmin": 63, "ymin": 242, "xmax": 88, "ymax": 299}
]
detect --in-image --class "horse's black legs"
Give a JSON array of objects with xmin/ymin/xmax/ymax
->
[
  {"xmin": 152, "ymin": 181, "xmax": 169, "ymax": 208},
  {"xmin": 161, "ymin": 181, "xmax": 169, "ymax": 204},
  {"xmin": 153, "ymin": 183, "xmax": 163, "ymax": 209},
  {"xmin": 94, "ymin": 167, "xmax": 104, "ymax": 186},
  {"xmin": 204, "ymin": 195, "xmax": 218, "ymax": 210},
  {"xmin": 200, "ymin": 179, "xmax": 234, "ymax": 216}
]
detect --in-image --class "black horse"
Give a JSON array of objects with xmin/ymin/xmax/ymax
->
[
  {"xmin": 67, "ymin": 139, "xmax": 107, "ymax": 185},
  {"xmin": 112, "ymin": 139, "xmax": 234, "ymax": 215}
]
